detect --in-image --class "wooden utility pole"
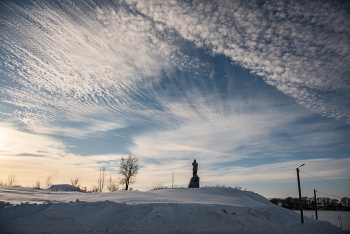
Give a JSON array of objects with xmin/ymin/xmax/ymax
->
[
  {"xmin": 314, "ymin": 189, "xmax": 318, "ymax": 219},
  {"xmin": 296, "ymin": 164, "xmax": 305, "ymax": 223}
]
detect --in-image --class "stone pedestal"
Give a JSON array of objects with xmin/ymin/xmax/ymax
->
[{"xmin": 188, "ymin": 175, "xmax": 200, "ymax": 188}]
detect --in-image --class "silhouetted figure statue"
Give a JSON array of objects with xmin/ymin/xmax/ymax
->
[
  {"xmin": 192, "ymin": 159, "xmax": 198, "ymax": 176},
  {"xmin": 188, "ymin": 159, "xmax": 199, "ymax": 188}
]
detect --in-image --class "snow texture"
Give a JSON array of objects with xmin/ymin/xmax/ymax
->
[
  {"xmin": 0, "ymin": 185, "xmax": 345, "ymax": 234},
  {"xmin": 300, "ymin": 210, "xmax": 350, "ymax": 230},
  {"xmin": 48, "ymin": 184, "xmax": 85, "ymax": 192}
]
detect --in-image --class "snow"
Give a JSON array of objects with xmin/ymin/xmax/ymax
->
[
  {"xmin": 0, "ymin": 185, "xmax": 346, "ymax": 234},
  {"xmin": 297, "ymin": 210, "xmax": 350, "ymax": 230},
  {"xmin": 48, "ymin": 184, "xmax": 85, "ymax": 192}
]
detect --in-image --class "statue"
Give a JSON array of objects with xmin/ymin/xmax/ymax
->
[
  {"xmin": 192, "ymin": 159, "xmax": 198, "ymax": 176},
  {"xmin": 188, "ymin": 159, "xmax": 199, "ymax": 188}
]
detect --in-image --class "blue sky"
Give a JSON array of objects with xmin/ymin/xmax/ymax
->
[{"xmin": 0, "ymin": 0, "xmax": 349, "ymax": 198}]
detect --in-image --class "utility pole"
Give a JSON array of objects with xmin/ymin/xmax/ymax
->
[
  {"xmin": 314, "ymin": 189, "xmax": 318, "ymax": 219},
  {"xmin": 172, "ymin": 171, "xmax": 174, "ymax": 188},
  {"xmin": 296, "ymin": 164, "xmax": 305, "ymax": 223}
]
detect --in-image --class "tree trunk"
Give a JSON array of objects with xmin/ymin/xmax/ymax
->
[{"xmin": 125, "ymin": 183, "xmax": 128, "ymax": 190}]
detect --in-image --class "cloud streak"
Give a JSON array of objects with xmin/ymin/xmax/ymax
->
[
  {"xmin": 1, "ymin": 0, "xmax": 180, "ymax": 136},
  {"xmin": 129, "ymin": 0, "xmax": 350, "ymax": 123},
  {"xmin": 3, "ymin": 0, "xmax": 349, "ymax": 138},
  {"xmin": 0, "ymin": 122, "xmax": 67, "ymax": 158}
]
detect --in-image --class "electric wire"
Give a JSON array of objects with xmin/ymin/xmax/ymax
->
[
  {"xmin": 316, "ymin": 191, "xmax": 344, "ymax": 199},
  {"xmin": 300, "ymin": 170, "xmax": 350, "ymax": 191}
]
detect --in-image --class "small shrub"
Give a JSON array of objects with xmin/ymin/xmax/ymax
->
[
  {"xmin": 107, "ymin": 174, "xmax": 119, "ymax": 192},
  {"xmin": 45, "ymin": 176, "xmax": 52, "ymax": 188},
  {"xmin": 7, "ymin": 174, "xmax": 17, "ymax": 186},
  {"xmin": 33, "ymin": 180, "xmax": 41, "ymax": 189},
  {"xmin": 70, "ymin": 178, "xmax": 81, "ymax": 188},
  {"xmin": 151, "ymin": 182, "xmax": 167, "ymax": 190},
  {"xmin": 91, "ymin": 186, "xmax": 99, "ymax": 193}
]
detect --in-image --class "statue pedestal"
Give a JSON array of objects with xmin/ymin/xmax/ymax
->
[{"xmin": 188, "ymin": 175, "xmax": 200, "ymax": 188}]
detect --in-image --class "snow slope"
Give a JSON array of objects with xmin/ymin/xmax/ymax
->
[
  {"xmin": 0, "ymin": 185, "xmax": 345, "ymax": 234},
  {"xmin": 300, "ymin": 210, "xmax": 350, "ymax": 230},
  {"xmin": 48, "ymin": 184, "xmax": 86, "ymax": 192}
]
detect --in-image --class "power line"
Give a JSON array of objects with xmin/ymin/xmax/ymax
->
[
  {"xmin": 316, "ymin": 191, "xmax": 344, "ymax": 199},
  {"xmin": 300, "ymin": 170, "xmax": 350, "ymax": 191}
]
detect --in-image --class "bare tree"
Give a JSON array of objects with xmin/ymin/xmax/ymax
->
[
  {"xmin": 70, "ymin": 177, "xmax": 81, "ymax": 188},
  {"xmin": 107, "ymin": 174, "xmax": 118, "ymax": 192},
  {"xmin": 151, "ymin": 181, "xmax": 166, "ymax": 190},
  {"xmin": 119, "ymin": 155, "xmax": 139, "ymax": 190},
  {"xmin": 44, "ymin": 176, "xmax": 52, "ymax": 188},
  {"xmin": 7, "ymin": 174, "xmax": 17, "ymax": 186},
  {"xmin": 33, "ymin": 180, "xmax": 41, "ymax": 189},
  {"xmin": 97, "ymin": 167, "xmax": 106, "ymax": 193}
]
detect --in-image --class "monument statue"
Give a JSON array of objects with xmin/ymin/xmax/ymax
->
[
  {"xmin": 192, "ymin": 159, "xmax": 198, "ymax": 176},
  {"xmin": 188, "ymin": 159, "xmax": 199, "ymax": 188}
]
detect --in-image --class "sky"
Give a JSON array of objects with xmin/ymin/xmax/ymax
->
[{"xmin": 0, "ymin": 0, "xmax": 350, "ymax": 198}]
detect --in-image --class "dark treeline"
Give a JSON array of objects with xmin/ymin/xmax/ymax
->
[{"xmin": 269, "ymin": 196, "xmax": 350, "ymax": 211}]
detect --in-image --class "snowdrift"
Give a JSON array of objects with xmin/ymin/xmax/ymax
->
[
  {"xmin": 0, "ymin": 186, "xmax": 345, "ymax": 234},
  {"xmin": 48, "ymin": 184, "xmax": 85, "ymax": 192}
]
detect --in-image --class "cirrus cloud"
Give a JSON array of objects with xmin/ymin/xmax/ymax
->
[{"xmin": 128, "ymin": 0, "xmax": 350, "ymax": 123}]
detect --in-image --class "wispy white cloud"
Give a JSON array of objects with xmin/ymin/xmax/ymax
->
[
  {"xmin": 0, "ymin": 1, "xmax": 183, "ymax": 136},
  {"xmin": 130, "ymin": 89, "xmax": 349, "ymax": 163},
  {"xmin": 1, "ymin": 0, "xmax": 220, "ymax": 138},
  {"xmin": 128, "ymin": 0, "xmax": 350, "ymax": 123},
  {"xmin": 204, "ymin": 158, "xmax": 350, "ymax": 184},
  {"xmin": 136, "ymin": 157, "xmax": 350, "ymax": 193},
  {"xmin": 4, "ymin": 0, "xmax": 348, "ymax": 138},
  {"xmin": 0, "ymin": 122, "xmax": 67, "ymax": 158}
]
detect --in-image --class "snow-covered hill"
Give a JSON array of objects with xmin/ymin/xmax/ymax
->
[
  {"xmin": 0, "ymin": 185, "xmax": 345, "ymax": 234},
  {"xmin": 48, "ymin": 184, "xmax": 86, "ymax": 192}
]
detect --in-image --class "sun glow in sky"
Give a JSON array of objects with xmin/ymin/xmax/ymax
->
[{"xmin": 0, "ymin": 0, "xmax": 350, "ymax": 198}]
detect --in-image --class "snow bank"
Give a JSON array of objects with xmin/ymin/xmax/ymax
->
[
  {"xmin": 0, "ymin": 186, "xmax": 345, "ymax": 234},
  {"xmin": 300, "ymin": 210, "xmax": 350, "ymax": 230},
  {"xmin": 48, "ymin": 184, "xmax": 85, "ymax": 192}
]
